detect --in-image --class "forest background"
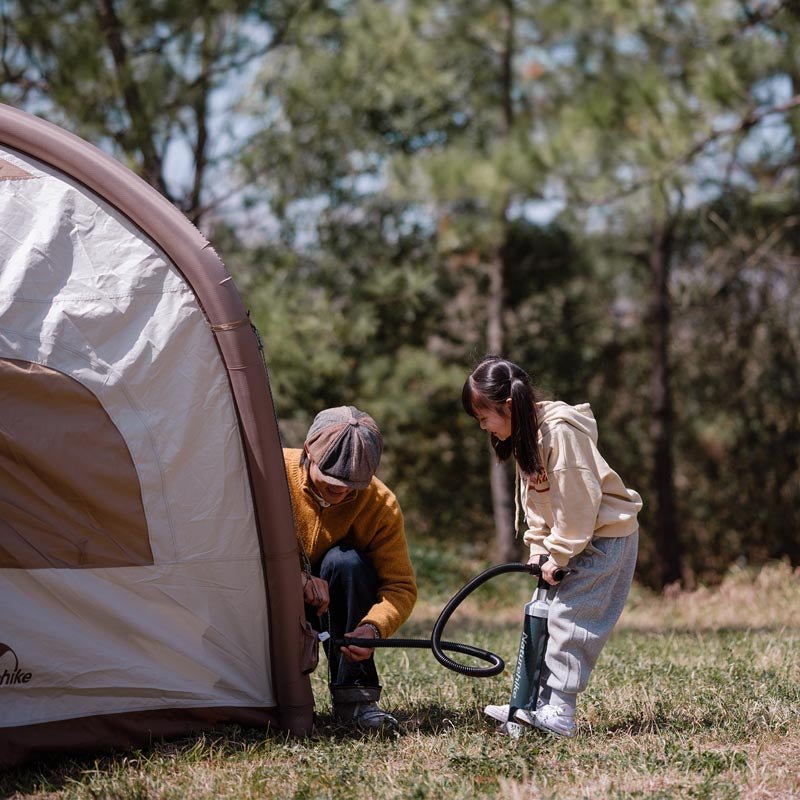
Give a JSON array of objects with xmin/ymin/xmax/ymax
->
[{"xmin": 3, "ymin": 0, "xmax": 798, "ymax": 590}]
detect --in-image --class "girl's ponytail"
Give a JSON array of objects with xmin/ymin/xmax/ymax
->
[{"xmin": 509, "ymin": 375, "xmax": 542, "ymax": 476}]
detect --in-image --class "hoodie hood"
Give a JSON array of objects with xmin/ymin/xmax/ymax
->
[{"xmin": 537, "ymin": 400, "xmax": 598, "ymax": 444}]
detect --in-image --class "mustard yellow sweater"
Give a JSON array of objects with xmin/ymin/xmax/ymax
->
[{"xmin": 283, "ymin": 449, "xmax": 417, "ymax": 638}]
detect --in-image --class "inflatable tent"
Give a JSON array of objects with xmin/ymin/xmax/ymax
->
[{"xmin": 0, "ymin": 103, "xmax": 313, "ymax": 768}]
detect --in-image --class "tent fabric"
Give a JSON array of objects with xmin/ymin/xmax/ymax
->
[
  {"xmin": 0, "ymin": 357, "xmax": 152, "ymax": 569},
  {"xmin": 0, "ymin": 105, "xmax": 313, "ymax": 767}
]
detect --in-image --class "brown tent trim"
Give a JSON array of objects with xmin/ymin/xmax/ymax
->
[
  {"xmin": 0, "ymin": 705, "xmax": 281, "ymax": 770},
  {"xmin": 0, "ymin": 104, "xmax": 313, "ymax": 746}
]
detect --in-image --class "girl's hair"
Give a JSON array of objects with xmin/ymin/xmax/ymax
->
[{"xmin": 461, "ymin": 356, "xmax": 543, "ymax": 476}]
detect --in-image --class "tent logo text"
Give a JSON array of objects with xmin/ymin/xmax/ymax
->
[{"xmin": 0, "ymin": 642, "xmax": 32, "ymax": 686}]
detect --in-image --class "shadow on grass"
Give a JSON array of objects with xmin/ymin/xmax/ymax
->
[
  {"xmin": 0, "ymin": 724, "xmax": 296, "ymax": 798},
  {"xmin": 309, "ymin": 703, "xmax": 477, "ymax": 739},
  {"xmin": 0, "ymin": 707, "xmax": 479, "ymax": 796},
  {"xmin": 1, "ymin": 750, "xmax": 115, "ymax": 799},
  {"xmin": 396, "ymin": 703, "xmax": 480, "ymax": 735}
]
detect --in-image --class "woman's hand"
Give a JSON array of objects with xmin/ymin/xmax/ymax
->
[
  {"xmin": 340, "ymin": 624, "xmax": 378, "ymax": 663},
  {"xmin": 302, "ymin": 574, "xmax": 330, "ymax": 615}
]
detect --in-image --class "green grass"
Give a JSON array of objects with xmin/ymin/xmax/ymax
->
[{"xmin": 3, "ymin": 551, "xmax": 799, "ymax": 800}]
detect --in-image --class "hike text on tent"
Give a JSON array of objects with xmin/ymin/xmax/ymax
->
[{"xmin": 0, "ymin": 668, "xmax": 32, "ymax": 686}]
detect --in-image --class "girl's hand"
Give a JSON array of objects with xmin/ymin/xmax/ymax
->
[
  {"xmin": 527, "ymin": 554, "xmax": 547, "ymax": 568},
  {"xmin": 302, "ymin": 574, "xmax": 330, "ymax": 615},
  {"xmin": 541, "ymin": 557, "xmax": 565, "ymax": 585}
]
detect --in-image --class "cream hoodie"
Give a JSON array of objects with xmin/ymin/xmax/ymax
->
[{"xmin": 522, "ymin": 401, "xmax": 642, "ymax": 567}]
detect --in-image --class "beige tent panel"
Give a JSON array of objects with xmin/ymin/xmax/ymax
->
[
  {"xmin": 2, "ymin": 560, "xmax": 272, "ymax": 725},
  {"xmin": 0, "ymin": 358, "xmax": 152, "ymax": 569}
]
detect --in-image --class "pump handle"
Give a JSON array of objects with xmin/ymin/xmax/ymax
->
[{"xmin": 528, "ymin": 561, "xmax": 568, "ymax": 583}]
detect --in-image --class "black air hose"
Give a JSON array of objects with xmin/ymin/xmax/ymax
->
[{"xmin": 333, "ymin": 561, "xmax": 537, "ymax": 678}]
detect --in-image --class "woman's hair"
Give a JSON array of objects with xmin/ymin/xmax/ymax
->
[{"xmin": 462, "ymin": 355, "xmax": 543, "ymax": 476}]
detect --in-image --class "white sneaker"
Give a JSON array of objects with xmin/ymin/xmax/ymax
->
[
  {"xmin": 483, "ymin": 703, "xmax": 536, "ymax": 726},
  {"xmin": 533, "ymin": 703, "xmax": 576, "ymax": 738}
]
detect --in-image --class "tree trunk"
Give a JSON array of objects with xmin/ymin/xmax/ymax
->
[
  {"xmin": 94, "ymin": 0, "xmax": 171, "ymax": 202},
  {"xmin": 487, "ymin": 252, "xmax": 518, "ymax": 562},
  {"xmin": 648, "ymin": 220, "xmax": 682, "ymax": 588},
  {"xmin": 490, "ymin": 459, "xmax": 518, "ymax": 562},
  {"xmin": 486, "ymin": 0, "xmax": 518, "ymax": 564}
]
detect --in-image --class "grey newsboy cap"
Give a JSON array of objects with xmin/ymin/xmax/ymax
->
[{"xmin": 304, "ymin": 406, "xmax": 383, "ymax": 489}]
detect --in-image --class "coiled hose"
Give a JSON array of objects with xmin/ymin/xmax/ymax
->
[{"xmin": 333, "ymin": 561, "xmax": 536, "ymax": 678}]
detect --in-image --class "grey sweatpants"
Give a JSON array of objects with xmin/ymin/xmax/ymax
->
[{"xmin": 543, "ymin": 530, "xmax": 639, "ymax": 695}]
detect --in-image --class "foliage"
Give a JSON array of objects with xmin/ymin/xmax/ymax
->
[
  {"xmin": 3, "ymin": 0, "xmax": 800, "ymax": 585},
  {"xmin": 0, "ymin": 0, "xmax": 301, "ymax": 222},
  {"xmin": 671, "ymin": 189, "xmax": 800, "ymax": 580}
]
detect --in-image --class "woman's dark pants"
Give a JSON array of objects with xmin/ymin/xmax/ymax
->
[{"xmin": 310, "ymin": 545, "xmax": 381, "ymax": 705}]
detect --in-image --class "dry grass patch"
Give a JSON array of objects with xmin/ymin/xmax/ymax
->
[
  {"xmin": 621, "ymin": 559, "xmax": 800, "ymax": 632},
  {"xmin": 743, "ymin": 730, "xmax": 800, "ymax": 799},
  {"xmin": 500, "ymin": 728, "xmax": 800, "ymax": 800}
]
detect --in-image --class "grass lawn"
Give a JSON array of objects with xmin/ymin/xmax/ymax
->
[{"xmin": 3, "ymin": 545, "xmax": 799, "ymax": 800}]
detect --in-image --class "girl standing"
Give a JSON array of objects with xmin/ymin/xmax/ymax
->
[{"xmin": 462, "ymin": 356, "xmax": 641, "ymax": 737}]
